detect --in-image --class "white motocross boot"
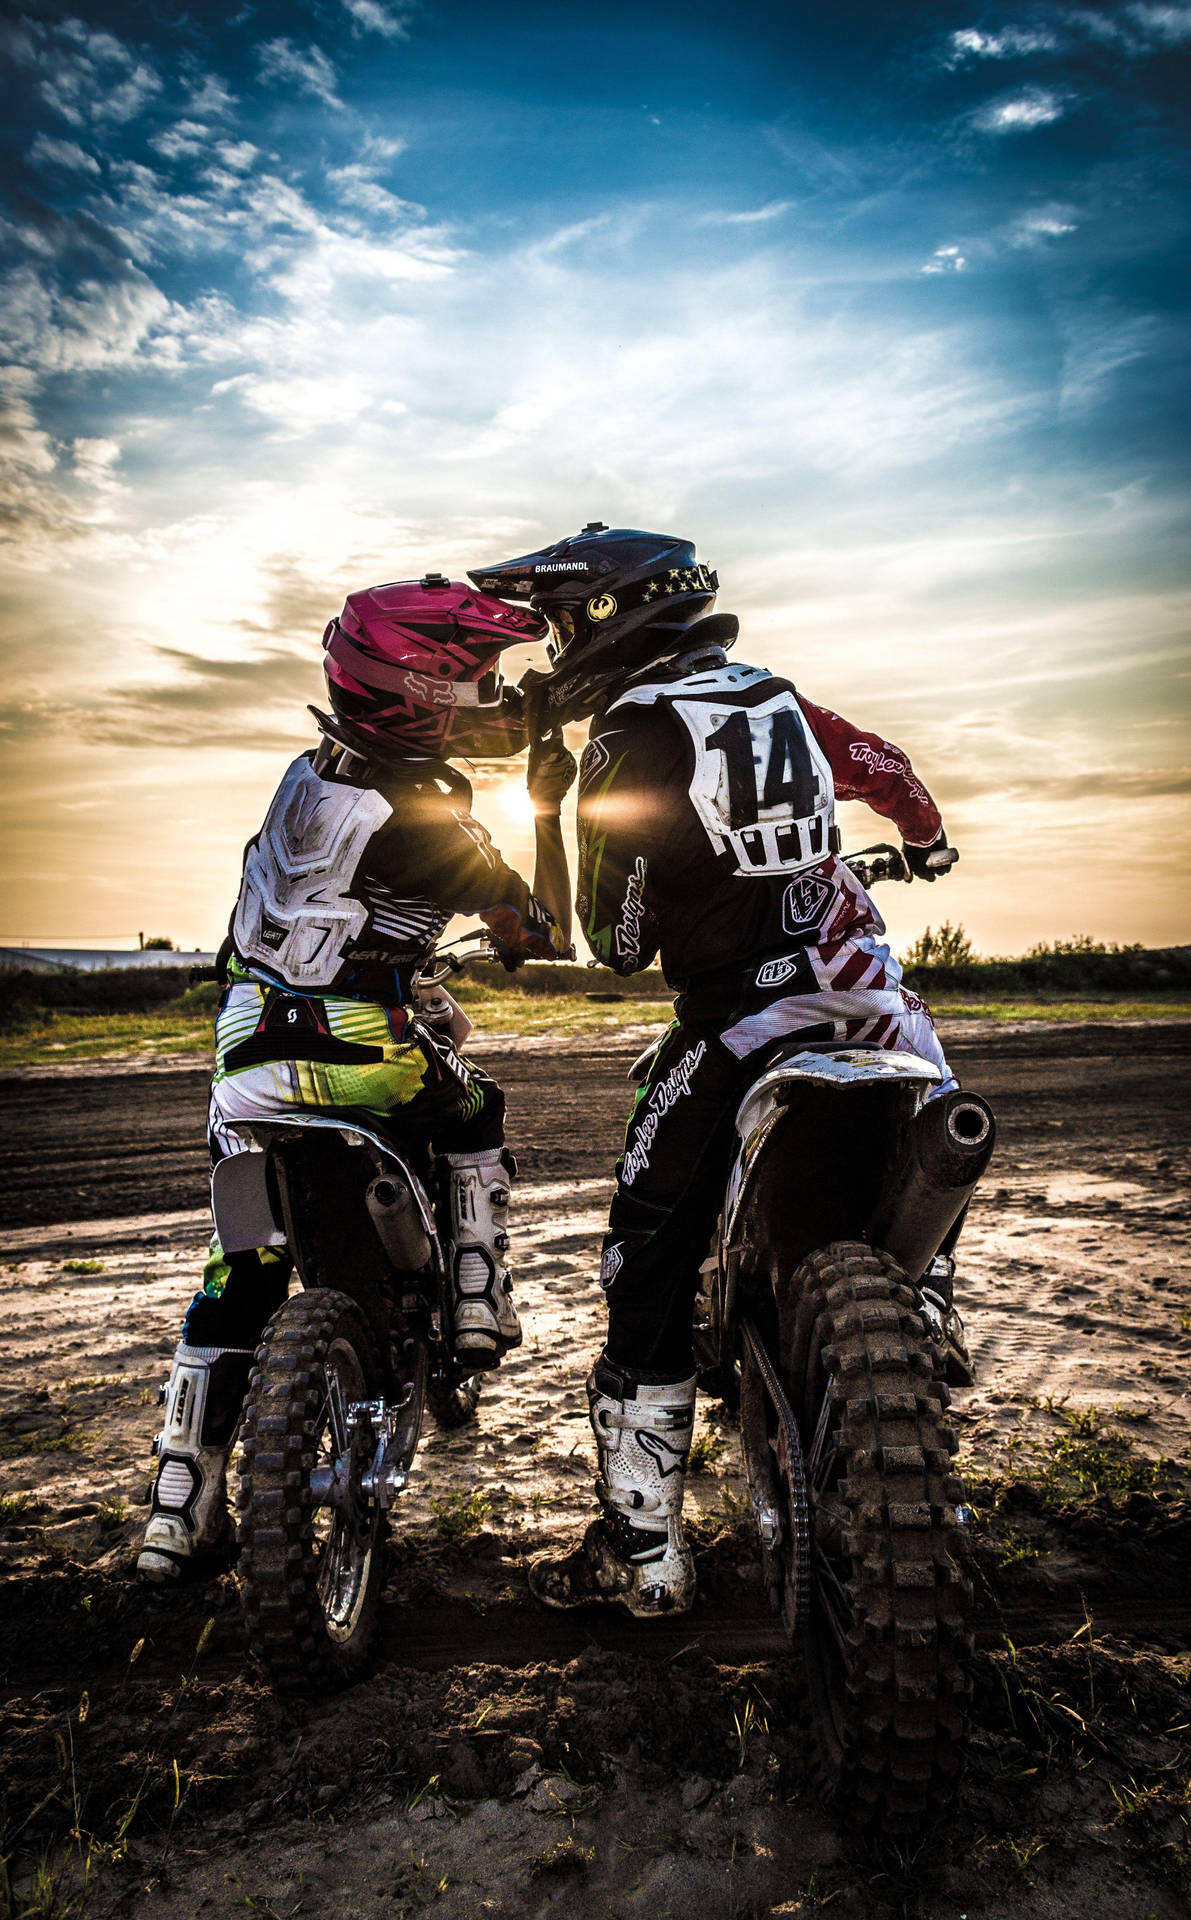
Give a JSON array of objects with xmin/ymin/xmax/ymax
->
[
  {"xmin": 446, "ymin": 1147, "xmax": 521, "ymax": 1370},
  {"xmin": 137, "ymin": 1344, "xmax": 253, "ymax": 1583},
  {"xmin": 529, "ymin": 1356, "xmax": 697, "ymax": 1617}
]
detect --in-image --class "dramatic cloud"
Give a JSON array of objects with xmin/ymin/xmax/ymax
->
[{"xmin": 0, "ymin": 0, "xmax": 1187, "ymax": 950}]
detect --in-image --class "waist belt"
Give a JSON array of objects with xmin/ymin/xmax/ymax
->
[{"xmin": 223, "ymin": 1032, "xmax": 387, "ymax": 1073}]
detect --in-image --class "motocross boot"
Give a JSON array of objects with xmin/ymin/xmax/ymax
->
[
  {"xmin": 529, "ymin": 1356, "xmax": 697, "ymax": 1617},
  {"xmin": 919, "ymin": 1254, "xmax": 974, "ymax": 1387},
  {"xmin": 446, "ymin": 1147, "xmax": 520, "ymax": 1370},
  {"xmin": 137, "ymin": 1344, "xmax": 253, "ymax": 1583}
]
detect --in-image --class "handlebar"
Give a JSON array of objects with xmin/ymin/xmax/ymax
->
[
  {"xmin": 843, "ymin": 843, "xmax": 959, "ymax": 889},
  {"xmin": 416, "ymin": 931, "xmax": 500, "ymax": 987}
]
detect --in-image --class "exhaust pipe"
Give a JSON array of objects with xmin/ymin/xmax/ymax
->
[
  {"xmin": 876, "ymin": 1090, "xmax": 996, "ymax": 1283},
  {"xmin": 365, "ymin": 1174, "xmax": 432, "ymax": 1272}
]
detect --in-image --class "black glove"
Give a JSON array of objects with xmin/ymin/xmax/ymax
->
[
  {"xmin": 902, "ymin": 829, "xmax": 956, "ymax": 882},
  {"xmin": 527, "ymin": 727, "xmax": 577, "ymax": 815}
]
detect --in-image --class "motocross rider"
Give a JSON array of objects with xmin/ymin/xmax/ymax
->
[
  {"xmin": 469, "ymin": 525, "xmax": 968, "ymax": 1618},
  {"xmin": 138, "ymin": 575, "xmax": 570, "ymax": 1584}
]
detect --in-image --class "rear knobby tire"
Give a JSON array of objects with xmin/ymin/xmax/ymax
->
[
  {"xmin": 792, "ymin": 1241, "xmax": 972, "ymax": 1832},
  {"xmin": 237, "ymin": 1289, "xmax": 384, "ymax": 1694}
]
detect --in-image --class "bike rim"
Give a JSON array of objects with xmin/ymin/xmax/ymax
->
[{"xmin": 312, "ymin": 1336, "xmax": 375, "ymax": 1644}]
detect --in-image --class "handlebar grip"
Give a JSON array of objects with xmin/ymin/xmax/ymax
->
[{"xmin": 926, "ymin": 847, "xmax": 959, "ymax": 871}]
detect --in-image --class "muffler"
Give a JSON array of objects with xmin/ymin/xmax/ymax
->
[
  {"xmin": 875, "ymin": 1090, "xmax": 996, "ymax": 1283},
  {"xmin": 365, "ymin": 1174, "xmax": 432, "ymax": 1272}
]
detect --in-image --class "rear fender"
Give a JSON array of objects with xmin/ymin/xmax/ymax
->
[
  {"xmin": 211, "ymin": 1117, "xmax": 436, "ymax": 1256},
  {"xmin": 722, "ymin": 1049, "xmax": 941, "ymax": 1256}
]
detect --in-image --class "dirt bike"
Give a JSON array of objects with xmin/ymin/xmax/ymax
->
[
  {"xmin": 207, "ymin": 936, "xmax": 497, "ymax": 1694},
  {"xmin": 681, "ymin": 845, "xmax": 995, "ymax": 1833}
]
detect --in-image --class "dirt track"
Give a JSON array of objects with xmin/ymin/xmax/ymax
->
[{"xmin": 1, "ymin": 1021, "xmax": 1189, "ymax": 1919}]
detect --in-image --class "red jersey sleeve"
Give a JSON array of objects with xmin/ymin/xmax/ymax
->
[{"xmin": 797, "ymin": 697, "xmax": 943, "ymax": 847}]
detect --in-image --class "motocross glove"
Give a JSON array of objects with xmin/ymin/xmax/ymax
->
[
  {"xmin": 482, "ymin": 897, "xmax": 571, "ymax": 969},
  {"xmin": 903, "ymin": 829, "xmax": 956, "ymax": 882},
  {"xmin": 527, "ymin": 727, "xmax": 577, "ymax": 815}
]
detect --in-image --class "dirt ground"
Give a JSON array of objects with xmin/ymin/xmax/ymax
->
[{"xmin": 1, "ymin": 1020, "xmax": 1189, "ymax": 1920}]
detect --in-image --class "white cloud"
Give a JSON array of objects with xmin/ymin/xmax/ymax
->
[
  {"xmin": 698, "ymin": 200, "xmax": 794, "ymax": 227},
  {"xmin": 211, "ymin": 371, "xmax": 386, "ymax": 431},
  {"xmin": 257, "ymin": 39, "xmax": 343, "ymax": 110},
  {"xmin": 0, "ymin": 258, "xmax": 173, "ymax": 376},
  {"xmin": 972, "ymin": 87, "xmax": 1069, "ymax": 133},
  {"xmin": 72, "ymin": 437, "xmax": 121, "ymax": 481},
  {"xmin": 187, "ymin": 73, "xmax": 236, "ymax": 117},
  {"xmin": 1126, "ymin": 3, "xmax": 1191, "ymax": 41},
  {"xmin": 216, "ymin": 141, "xmax": 258, "ymax": 172},
  {"xmin": 151, "ymin": 120, "xmax": 214, "ymax": 162},
  {"xmin": 96, "ymin": 61, "xmax": 162, "ymax": 124},
  {"xmin": 28, "ymin": 134, "xmax": 101, "ymax": 175},
  {"xmin": 342, "ymin": 0, "xmax": 413, "ymax": 38},
  {"xmin": 326, "ymin": 162, "xmax": 418, "ymax": 220},
  {"xmin": 923, "ymin": 245, "xmax": 966, "ymax": 274},
  {"xmin": 947, "ymin": 26, "xmax": 1058, "ymax": 62},
  {"xmin": 0, "ymin": 365, "xmax": 57, "ymax": 480},
  {"xmin": 14, "ymin": 17, "xmax": 162, "ymax": 128},
  {"xmin": 1005, "ymin": 205, "xmax": 1077, "ymax": 246}
]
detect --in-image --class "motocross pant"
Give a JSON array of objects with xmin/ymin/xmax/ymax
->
[
  {"xmin": 601, "ymin": 934, "xmax": 955, "ymax": 1380},
  {"xmin": 180, "ymin": 984, "xmax": 505, "ymax": 1354}
]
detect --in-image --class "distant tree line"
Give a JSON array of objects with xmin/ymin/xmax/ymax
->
[{"xmin": 1, "ymin": 933, "xmax": 1189, "ymax": 1027}]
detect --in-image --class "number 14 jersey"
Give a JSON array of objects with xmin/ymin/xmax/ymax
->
[{"xmin": 575, "ymin": 659, "xmax": 943, "ymax": 1011}]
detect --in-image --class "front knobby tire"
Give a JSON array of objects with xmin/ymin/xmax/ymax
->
[
  {"xmin": 792, "ymin": 1242, "xmax": 973, "ymax": 1832},
  {"xmin": 237, "ymin": 1289, "xmax": 384, "ymax": 1694}
]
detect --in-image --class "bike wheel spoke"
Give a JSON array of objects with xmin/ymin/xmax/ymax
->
[
  {"xmin": 814, "ymin": 1550, "xmax": 853, "ymax": 1657},
  {"xmin": 806, "ymin": 1388, "xmax": 838, "ymax": 1492}
]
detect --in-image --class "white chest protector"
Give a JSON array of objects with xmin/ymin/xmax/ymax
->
[
  {"xmin": 232, "ymin": 755, "xmax": 392, "ymax": 990},
  {"xmin": 609, "ymin": 664, "xmax": 835, "ymax": 876}
]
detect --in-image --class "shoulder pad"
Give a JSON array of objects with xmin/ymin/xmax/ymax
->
[{"xmin": 608, "ymin": 662, "xmax": 771, "ymax": 712}]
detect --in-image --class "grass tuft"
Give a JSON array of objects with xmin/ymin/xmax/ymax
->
[
  {"xmin": 687, "ymin": 1427, "xmax": 726, "ymax": 1475},
  {"xmin": 428, "ymin": 1489, "xmax": 493, "ymax": 1544}
]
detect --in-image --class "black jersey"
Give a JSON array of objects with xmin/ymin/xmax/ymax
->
[{"xmin": 576, "ymin": 659, "xmax": 942, "ymax": 1014}]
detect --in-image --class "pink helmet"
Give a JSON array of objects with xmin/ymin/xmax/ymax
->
[{"xmin": 322, "ymin": 574, "xmax": 547, "ymax": 758}]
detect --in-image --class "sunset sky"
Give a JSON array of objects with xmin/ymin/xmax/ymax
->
[{"xmin": 1, "ymin": 0, "xmax": 1188, "ymax": 959}]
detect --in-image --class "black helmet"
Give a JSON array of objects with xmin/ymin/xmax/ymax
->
[{"xmin": 467, "ymin": 523, "xmax": 719, "ymax": 724}]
